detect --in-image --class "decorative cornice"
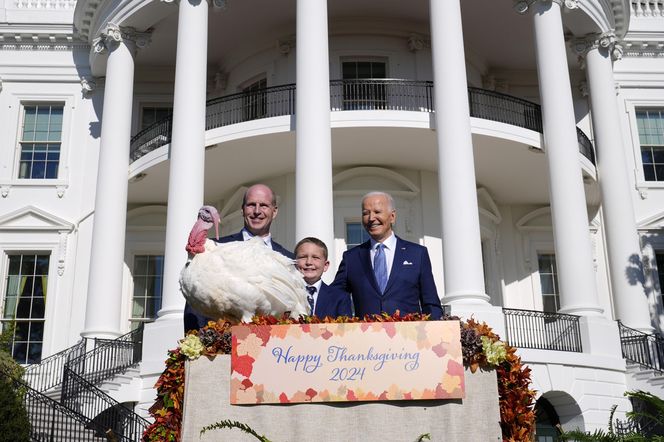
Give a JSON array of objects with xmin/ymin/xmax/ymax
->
[
  {"xmin": 0, "ymin": 27, "xmax": 87, "ymax": 51},
  {"xmin": 92, "ymin": 23, "xmax": 152, "ymax": 54},
  {"xmin": 621, "ymin": 40, "xmax": 664, "ymax": 57}
]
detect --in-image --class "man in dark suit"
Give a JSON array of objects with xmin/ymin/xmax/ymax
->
[
  {"xmin": 183, "ymin": 184, "xmax": 295, "ymax": 332},
  {"xmin": 294, "ymin": 237, "xmax": 352, "ymax": 318},
  {"xmin": 331, "ymin": 191, "xmax": 443, "ymax": 319}
]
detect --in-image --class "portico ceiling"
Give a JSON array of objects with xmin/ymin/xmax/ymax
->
[{"xmin": 133, "ymin": 0, "xmax": 603, "ymax": 73}]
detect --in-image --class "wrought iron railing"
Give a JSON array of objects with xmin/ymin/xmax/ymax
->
[
  {"xmin": 61, "ymin": 369, "xmax": 148, "ymax": 442},
  {"xmin": 503, "ymin": 308, "xmax": 583, "ymax": 352},
  {"xmin": 56, "ymin": 325, "xmax": 146, "ymax": 441},
  {"xmin": 129, "ymin": 79, "xmax": 596, "ymax": 165},
  {"xmin": 1, "ymin": 368, "xmax": 116, "ymax": 442},
  {"xmin": 618, "ymin": 321, "xmax": 664, "ymax": 372},
  {"xmin": 23, "ymin": 338, "xmax": 87, "ymax": 393},
  {"xmin": 66, "ymin": 325, "xmax": 143, "ymax": 386}
]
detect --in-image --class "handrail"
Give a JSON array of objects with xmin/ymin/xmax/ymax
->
[
  {"xmin": 23, "ymin": 338, "xmax": 87, "ymax": 392},
  {"xmin": 66, "ymin": 324, "xmax": 144, "ymax": 386},
  {"xmin": 503, "ymin": 308, "xmax": 583, "ymax": 352},
  {"xmin": 618, "ymin": 321, "xmax": 664, "ymax": 372},
  {"xmin": 1, "ymin": 368, "xmax": 120, "ymax": 442},
  {"xmin": 61, "ymin": 368, "xmax": 148, "ymax": 442},
  {"xmin": 129, "ymin": 79, "xmax": 596, "ymax": 165}
]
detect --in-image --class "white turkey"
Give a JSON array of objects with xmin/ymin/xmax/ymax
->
[{"xmin": 179, "ymin": 205, "xmax": 310, "ymax": 323}]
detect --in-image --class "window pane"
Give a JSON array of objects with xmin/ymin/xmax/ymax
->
[
  {"xmin": 3, "ymin": 253, "xmax": 49, "ymax": 364},
  {"xmin": 131, "ymin": 255, "xmax": 164, "ymax": 321},
  {"xmin": 538, "ymin": 253, "xmax": 560, "ymax": 313},
  {"xmin": 19, "ymin": 104, "xmax": 63, "ymax": 180}
]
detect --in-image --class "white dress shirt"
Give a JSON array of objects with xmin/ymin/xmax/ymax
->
[
  {"xmin": 241, "ymin": 227, "xmax": 273, "ymax": 248},
  {"xmin": 306, "ymin": 279, "xmax": 323, "ymax": 312},
  {"xmin": 369, "ymin": 232, "xmax": 397, "ymax": 280}
]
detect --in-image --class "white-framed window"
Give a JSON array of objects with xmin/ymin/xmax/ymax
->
[
  {"xmin": 345, "ymin": 222, "xmax": 371, "ymax": 250},
  {"xmin": 636, "ymin": 109, "xmax": 664, "ymax": 182},
  {"xmin": 18, "ymin": 103, "xmax": 64, "ymax": 179},
  {"xmin": 341, "ymin": 58, "xmax": 388, "ymax": 110},
  {"xmin": 2, "ymin": 253, "xmax": 49, "ymax": 364},
  {"xmin": 241, "ymin": 77, "xmax": 268, "ymax": 121},
  {"xmin": 140, "ymin": 106, "xmax": 172, "ymax": 131},
  {"xmin": 130, "ymin": 255, "xmax": 164, "ymax": 327},
  {"xmin": 537, "ymin": 253, "xmax": 560, "ymax": 313}
]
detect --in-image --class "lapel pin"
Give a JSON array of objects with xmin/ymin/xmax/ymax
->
[{"xmin": 403, "ymin": 260, "xmax": 413, "ymax": 265}]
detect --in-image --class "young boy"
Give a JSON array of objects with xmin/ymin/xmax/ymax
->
[{"xmin": 295, "ymin": 237, "xmax": 353, "ymax": 318}]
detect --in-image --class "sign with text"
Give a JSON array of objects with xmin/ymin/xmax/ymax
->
[{"xmin": 230, "ymin": 321, "xmax": 464, "ymax": 404}]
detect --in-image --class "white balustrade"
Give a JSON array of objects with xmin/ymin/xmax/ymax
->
[
  {"xmin": 631, "ymin": 1, "xmax": 664, "ymax": 17},
  {"xmin": 14, "ymin": 0, "xmax": 75, "ymax": 9}
]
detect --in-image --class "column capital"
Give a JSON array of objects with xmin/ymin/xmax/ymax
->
[
  {"xmin": 514, "ymin": 0, "xmax": 578, "ymax": 15},
  {"xmin": 92, "ymin": 23, "xmax": 152, "ymax": 54},
  {"xmin": 571, "ymin": 32, "xmax": 623, "ymax": 61}
]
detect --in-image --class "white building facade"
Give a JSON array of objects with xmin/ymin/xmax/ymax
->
[{"xmin": 2, "ymin": 0, "xmax": 664, "ymax": 438}]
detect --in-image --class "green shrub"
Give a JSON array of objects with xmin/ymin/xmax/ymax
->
[{"xmin": 0, "ymin": 323, "xmax": 30, "ymax": 442}]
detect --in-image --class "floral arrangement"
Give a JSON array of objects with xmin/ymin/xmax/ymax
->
[{"xmin": 142, "ymin": 313, "xmax": 535, "ymax": 442}]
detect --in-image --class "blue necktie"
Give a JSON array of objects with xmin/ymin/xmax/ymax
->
[
  {"xmin": 374, "ymin": 243, "xmax": 388, "ymax": 293},
  {"xmin": 306, "ymin": 286, "xmax": 316, "ymax": 313}
]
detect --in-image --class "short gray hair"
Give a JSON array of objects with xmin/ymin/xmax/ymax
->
[{"xmin": 361, "ymin": 191, "xmax": 395, "ymax": 212}]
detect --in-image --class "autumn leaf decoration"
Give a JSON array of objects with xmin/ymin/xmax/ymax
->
[{"xmin": 142, "ymin": 313, "xmax": 536, "ymax": 442}]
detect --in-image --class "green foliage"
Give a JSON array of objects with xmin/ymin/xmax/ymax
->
[
  {"xmin": 0, "ymin": 323, "xmax": 30, "ymax": 442},
  {"xmin": 559, "ymin": 390, "xmax": 664, "ymax": 442},
  {"xmin": 200, "ymin": 420, "xmax": 271, "ymax": 441}
]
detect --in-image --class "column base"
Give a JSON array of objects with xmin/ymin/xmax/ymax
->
[
  {"xmin": 442, "ymin": 290, "xmax": 492, "ymax": 305},
  {"xmin": 80, "ymin": 329, "xmax": 122, "ymax": 340},
  {"xmin": 559, "ymin": 304, "xmax": 604, "ymax": 316}
]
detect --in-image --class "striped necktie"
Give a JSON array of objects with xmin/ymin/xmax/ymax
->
[{"xmin": 306, "ymin": 286, "xmax": 316, "ymax": 313}]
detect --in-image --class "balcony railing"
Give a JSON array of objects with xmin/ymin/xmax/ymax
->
[
  {"xmin": 618, "ymin": 321, "xmax": 664, "ymax": 372},
  {"xmin": 129, "ymin": 79, "xmax": 596, "ymax": 165},
  {"xmin": 503, "ymin": 308, "xmax": 583, "ymax": 352}
]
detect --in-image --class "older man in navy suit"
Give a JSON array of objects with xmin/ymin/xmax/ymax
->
[
  {"xmin": 183, "ymin": 184, "xmax": 294, "ymax": 332},
  {"xmin": 331, "ymin": 191, "xmax": 443, "ymax": 319},
  {"xmin": 295, "ymin": 237, "xmax": 352, "ymax": 318}
]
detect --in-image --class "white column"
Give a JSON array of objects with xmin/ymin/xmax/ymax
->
[
  {"xmin": 83, "ymin": 27, "xmax": 137, "ymax": 339},
  {"xmin": 429, "ymin": 0, "xmax": 489, "ymax": 304},
  {"xmin": 531, "ymin": 0, "xmax": 602, "ymax": 315},
  {"xmin": 582, "ymin": 37, "xmax": 652, "ymax": 331},
  {"xmin": 159, "ymin": 0, "xmax": 209, "ymax": 319},
  {"xmin": 295, "ymin": 0, "xmax": 335, "ymax": 268}
]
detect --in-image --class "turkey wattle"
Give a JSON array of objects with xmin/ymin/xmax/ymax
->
[{"xmin": 179, "ymin": 205, "xmax": 310, "ymax": 323}]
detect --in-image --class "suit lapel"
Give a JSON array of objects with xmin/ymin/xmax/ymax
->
[
  {"xmin": 359, "ymin": 241, "xmax": 381, "ymax": 295},
  {"xmin": 383, "ymin": 237, "xmax": 405, "ymax": 294}
]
